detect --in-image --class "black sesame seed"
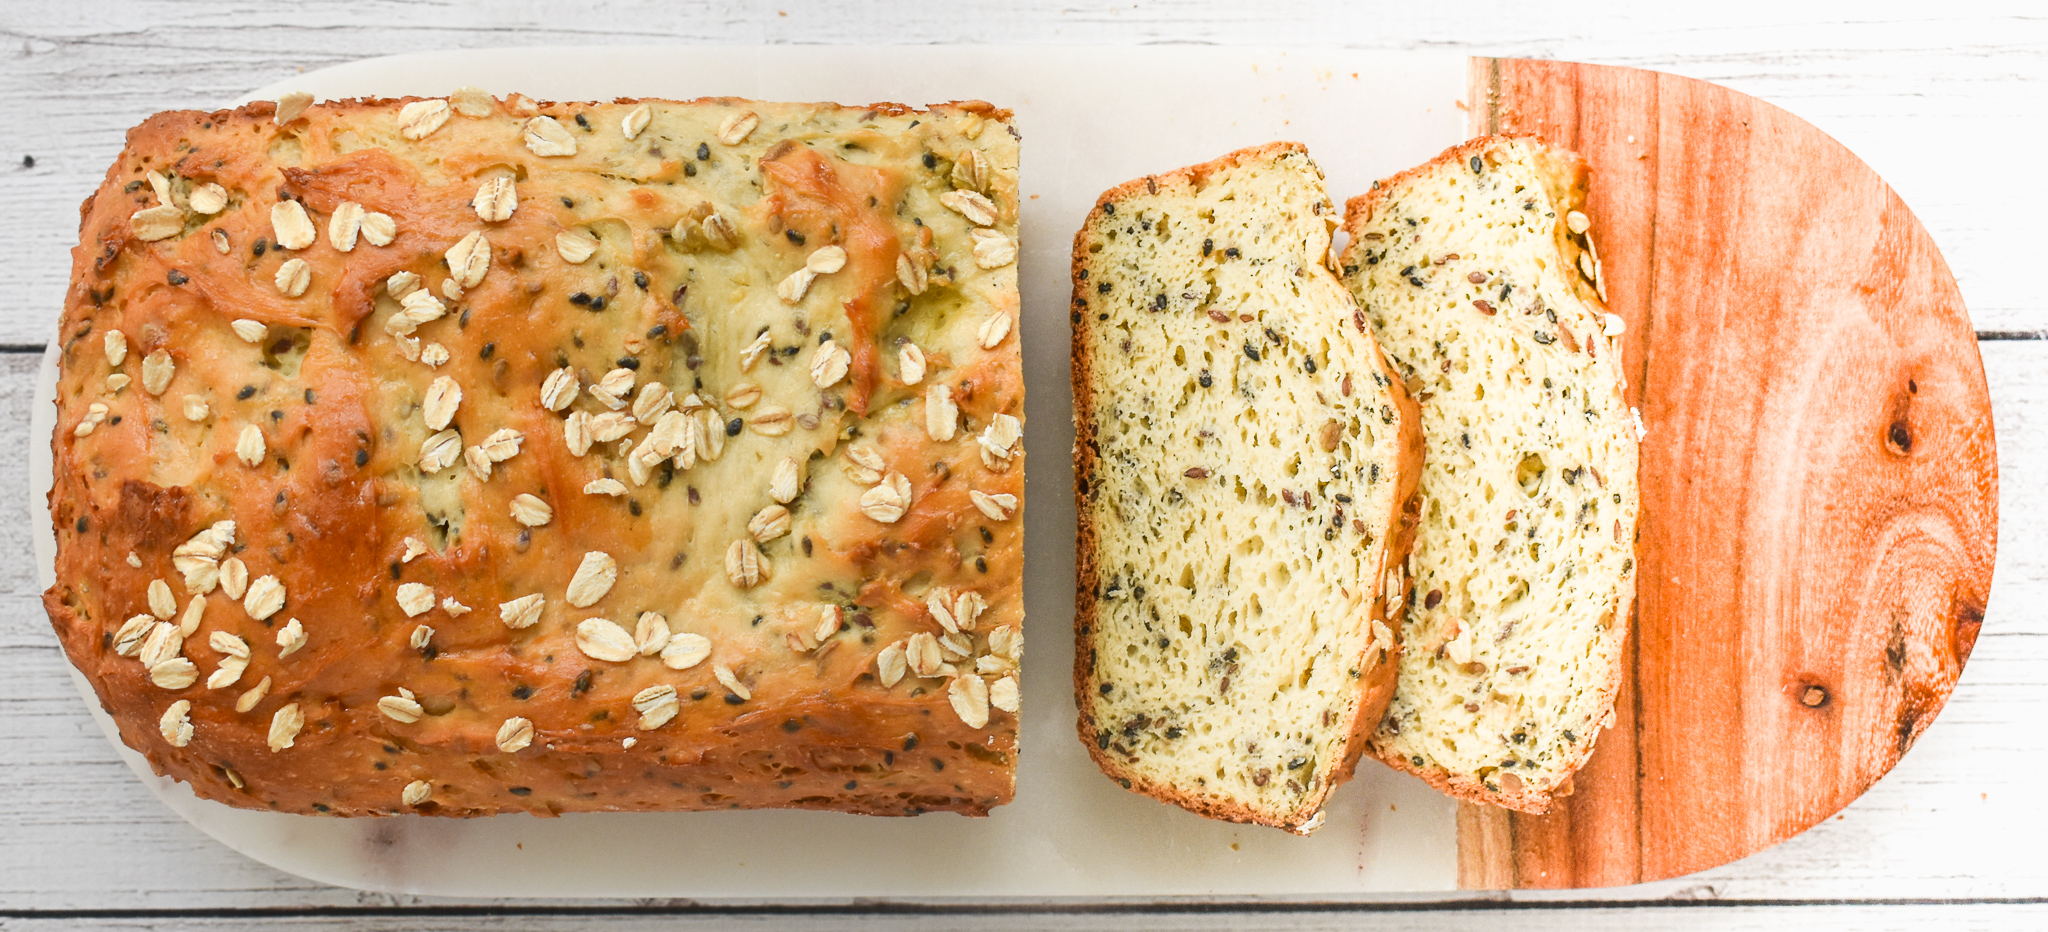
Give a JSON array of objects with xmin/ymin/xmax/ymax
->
[
  {"xmin": 75, "ymin": 516, "xmax": 88, "ymax": 533},
  {"xmin": 1304, "ymin": 357, "xmax": 1317, "ymax": 373},
  {"xmin": 647, "ymin": 324, "xmax": 668, "ymax": 338},
  {"xmin": 1243, "ymin": 341, "xmax": 1260, "ymax": 362},
  {"xmin": 1224, "ymin": 247, "xmax": 1239, "ymax": 258},
  {"xmin": 632, "ymin": 271, "xmax": 648, "ymax": 290},
  {"xmin": 479, "ymin": 342, "xmax": 495, "ymax": 359},
  {"xmin": 923, "ymin": 152, "xmax": 937, "ymax": 169},
  {"xmin": 696, "ymin": 142, "xmax": 710, "ymax": 161},
  {"xmin": 252, "ymin": 238, "xmax": 267, "ymax": 256},
  {"xmin": 617, "ymin": 356, "xmax": 640, "ymax": 370},
  {"xmin": 237, "ymin": 385, "xmax": 257, "ymax": 400},
  {"xmin": 725, "ymin": 693, "xmax": 745, "ymax": 705},
  {"xmin": 1198, "ymin": 370, "xmax": 1212, "ymax": 388},
  {"xmin": 1101, "ymin": 202, "xmax": 1115, "ymax": 215},
  {"xmin": 574, "ymin": 113, "xmax": 590, "ymax": 129},
  {"xmin": 569, "ymin": 292, "xmax": 592, "ymax": 307},
  {"xmin": 1099, "ymin": 683, "xmax": 1114, "ymax": 695},
  {"xmin": 589, "ymin": 296, "xmax": 607, "ymax": 311},
  {"xmin": 725, "ymin": 418, "xmax": 742, "ymax": 436},
  {"xmin": 1470, "ymin": 155, "xmax": 1484, "ymax": 173},
  {"xmin": 572, "ymin": 670, "xmax": 594, "ymax": 696},
  {"xmin": 166, "ymin": 269, "xmax": 188, "ymax": 286},
  {"xmin": 355, "ymin": 449, "xmax": 369, "ymax": 467},
  {"xmin": 511, "ymin": 685, "xmax": 534, "ymax": 700},
  {"xmin": 628, "ymin": 500, "xmax": 642, "ymax": 516},
  {"xmin": 785, "ymin": 229, "xmax": 805, "ymax": 246},
  {"xmin": 1097, "ymin": 282, "xmax": 1112, "ymax": 294},
  {"xmin": 1153, "ymin": 293, "xmax": 1168, "ymax": 310},
  {"xmin": 508, "ymin": 786, "xmax": 531, "ymax": 796},
  {"xmin": 1202, "ymin": 238, "xmax": 1214, "ymax": 256},
  {"xmin": 269, "ymin": 409, "xmax": 283, "ymax": 422}
]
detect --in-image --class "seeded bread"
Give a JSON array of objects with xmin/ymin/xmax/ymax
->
[
  {"xmin": 1070, "ymin": 143, "xmax": 1422, "ymax": 833},
  {"xmin": 1338, "ymin": 135, "xmax": 1639, "ymax": 813},
  {"xmin": 46, "ymin": 92, "xmax": 1024, "ymax": 817}
]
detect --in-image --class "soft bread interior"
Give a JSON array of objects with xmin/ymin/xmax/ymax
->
[
  {"xmin": 1074, "ymin": 145, "xmax": 1409, "ymax": 830},
  {"xmin": 1341, "ymin": 137, "xmax": 1639, "ymax": 808}
]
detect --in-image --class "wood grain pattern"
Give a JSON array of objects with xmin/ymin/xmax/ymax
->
[{"xmin": 1457, "ymin": 58, "xmax": 1999, "ymax": 889}]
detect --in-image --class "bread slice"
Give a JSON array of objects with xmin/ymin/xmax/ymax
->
[
  {"xmin": 1071, "ymin": 143, "xmax": 1422, "ymax": 833},
  {"xmin": 1338, "ymin": 135, "xmax": 1639, "ymax": 813}
]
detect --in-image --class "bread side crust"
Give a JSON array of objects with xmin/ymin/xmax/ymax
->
[
  {"xmin": 1070, "ymin": 142, "xmax": 1422, "ymax": 833},
  {"xmin": 49, "ymin": 95, "xmax": 1022, "ymax": 817},
  {"xmin": 1341, "ymin": 133, "xmax": 1635, "ymax": 815}
]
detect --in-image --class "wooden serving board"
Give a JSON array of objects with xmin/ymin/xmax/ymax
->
[
  {"xmin": 1455, "ymin": 59, "xmax": 1998, "ymax": 888},
  {"xmin": 33, "ymin": 48, "xmax": 1993, "ymax": 896}
]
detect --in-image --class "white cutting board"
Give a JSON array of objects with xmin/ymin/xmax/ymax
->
[{"xmin": 34, "ymin": 46, "xmax": 1471, "ymax": 898}]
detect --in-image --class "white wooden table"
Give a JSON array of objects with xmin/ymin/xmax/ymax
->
[{"xmin": 1, "ymin": 2, "xmax": 2042, "ymax": 929}]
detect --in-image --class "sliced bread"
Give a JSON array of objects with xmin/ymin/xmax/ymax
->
[
  {"xmin": 1338, "ymin": 135, "xmax": 1639, "ymax": 813},
  {"xmin": 1071, "ymin": 143, "xmax": 1422, "ymax": 833}
]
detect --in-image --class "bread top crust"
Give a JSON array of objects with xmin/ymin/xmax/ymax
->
[
  {"xmin": 1339, "ymin": 134, "xmax": 1637, "ymax": 814},
  {"xmin": 1069, "ymin": 143, "xmax": 1421, "ymax": 833},
  {"xmin": 48, "ymin": 94, "xmax": 1024, "ymax": 817}
]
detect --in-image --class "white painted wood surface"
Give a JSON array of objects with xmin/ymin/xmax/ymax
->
[{"xmin": 1, "ymin": 1, "xmax": 2042, "ymax": 927}]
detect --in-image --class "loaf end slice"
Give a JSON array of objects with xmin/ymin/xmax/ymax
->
[
  {"xmin": 1072, "ymin": 143, "xmax": 1422, "ymax": 833},
  {"xmin": 1339, "ymin": 135, "xmax": 1639, "ymax": 813}
]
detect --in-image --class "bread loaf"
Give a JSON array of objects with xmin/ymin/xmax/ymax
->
[
  {"xmin": 1071, "ymin": 143, "xmax": 1421, "ymax": 833},
  {"xmin": 1338, "ymin": 135, "xmax": 1639, "ymax": 813},
  {"xmin": 46, "ymin": 92, "xmax": 1024, "ymax": 817}
]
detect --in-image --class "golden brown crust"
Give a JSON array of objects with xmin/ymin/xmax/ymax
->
[
  {"xmin": 1069, "ymin": 142, "xmax": 1421, "ymax": 833},
  {"xmin": 49, "ymin": 94, "xmax": 1023, "ymax": 817},
  {"xmin": 1342, "ymin": 133, "xmax": 1632, "ymax": 815}
]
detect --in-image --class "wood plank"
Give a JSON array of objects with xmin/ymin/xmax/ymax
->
[
  {"xmin": 1462, "ymin": 58, "xmax": 1999, "ymax": 889},
  {"xmin": 2, "ymin": 903, "xmax": 2046, "ymax": 932}
]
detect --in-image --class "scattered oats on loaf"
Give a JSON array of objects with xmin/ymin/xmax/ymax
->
[
  {"xmin": 1070, "ymin": 143, "xmax": 1422, "ymax": 833},
  {"xmin": 1339, "ymin": 134, "xmax": 1639, "ymax": 813},
  {"xmin": 46, "ymin": 91, "xmax": 1024, "ymax": 817}
]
